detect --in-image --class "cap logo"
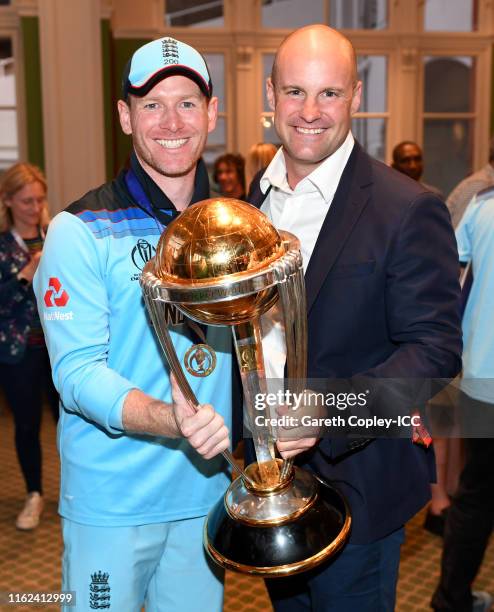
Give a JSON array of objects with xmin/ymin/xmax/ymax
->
[{"xmin": 161, "ymin": 38, "xmax": 180, "ymax": 67}]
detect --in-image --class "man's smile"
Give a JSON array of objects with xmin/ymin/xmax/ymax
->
[
  {"xmin": 155, "ymin": 138, "xmax": 189, "ymax": 149},
  {"xmin": 294, "ymin": 127, "xmax": 325, "ymax": 135}
]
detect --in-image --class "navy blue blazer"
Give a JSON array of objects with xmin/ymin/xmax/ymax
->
[{"xmin": 247, "ymin": 142, "xmax": 462, "ymax": 544}]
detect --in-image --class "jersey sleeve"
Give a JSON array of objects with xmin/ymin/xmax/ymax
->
[
  {"xmin": 455, "ymin": 197, "xmax": 474, "ymax": 264},
  {"xmin": 33, "ymin": 212, "xmax": 135, "ymax": 433}
]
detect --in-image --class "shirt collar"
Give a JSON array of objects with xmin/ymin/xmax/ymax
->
[
  {"xmin": 260, "ymin": 132, "xmax": 355, "ymax": 203},
  {"xmin": 130, "ymin": 151, "xmax": 210, "ymax": 213},
  {"xmin": 260, "ymin": 147, "xmax": 292, "ymax": 194}
]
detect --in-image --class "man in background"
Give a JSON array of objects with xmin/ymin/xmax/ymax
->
[
  {"xmin": 392, "ymin": 140, "xmax": 444, "ymax": 199},
  {"xmin": 432, "ymin": 186, "xmax": 494, "ymax": 612},
  {"xmin": 446, "ymin": 136, "xmax": 494, "ymax": 228}
]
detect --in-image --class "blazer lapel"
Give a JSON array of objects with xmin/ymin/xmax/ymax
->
[
  {"xmin": 248, "ymin": 174, "xmax": 270, "ymax": 209},
  {"xmin": 305, "ymin": 142, "xmax": 373, "ymax": 313}
]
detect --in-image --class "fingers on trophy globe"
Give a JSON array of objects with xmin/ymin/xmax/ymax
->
[{"xmin": 140, "ymin": 196, "xmax": 351, "ymax": 576}]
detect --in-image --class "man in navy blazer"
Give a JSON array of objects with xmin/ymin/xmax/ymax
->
[{"xmin": 246, "ymin": 25, "xmax": 461, "ymax": 612}]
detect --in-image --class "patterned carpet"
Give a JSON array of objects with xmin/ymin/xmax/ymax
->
[{"xmin": 1, "ymin": 403, "xmax": 493, "ymax": 611}]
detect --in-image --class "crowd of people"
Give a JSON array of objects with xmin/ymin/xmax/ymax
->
[{"xmin": 1, "ymin": 25, "xmax": 494, "ymax": 612}]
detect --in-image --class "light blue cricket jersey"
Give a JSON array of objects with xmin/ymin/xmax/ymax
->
[
  {"xmin": 456, "ymin": 188, "xmax": 494, "ymax": 404},
  {"xmin": 33, "ymin": 179, "xmax": 232, "ymax": 526}
]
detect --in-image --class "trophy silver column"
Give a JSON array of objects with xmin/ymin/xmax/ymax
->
[{"xmin": 141, "ymin": 197, "xmax": 350, "ymax": 576}]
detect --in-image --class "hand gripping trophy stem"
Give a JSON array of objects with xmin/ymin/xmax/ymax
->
[{"xmin": 140, "ymin": 197, "xmax": 350, "ymax": 577}]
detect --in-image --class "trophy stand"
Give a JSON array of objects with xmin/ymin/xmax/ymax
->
[{"xmin": 141, "ymin": 197, "xmax": 351, "ymax": 576}]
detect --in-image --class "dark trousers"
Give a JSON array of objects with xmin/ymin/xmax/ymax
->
[
  {"xmin": 431, "ymin": 397, "xmax": 494, "ymax": 611},
  {"xmin": 0, "ymin": 346, "xmax": 59, "ymax": 494},
  {"xmin": 266, "ymin": 527, "xmax": 404, "ymax": 612}
]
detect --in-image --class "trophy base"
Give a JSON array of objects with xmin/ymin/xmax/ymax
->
[{"xmin": 204, "ymin": 463, "xmax": 351, "ymax": 576}]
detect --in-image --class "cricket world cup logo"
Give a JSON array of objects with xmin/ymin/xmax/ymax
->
[
  {"xmin": 131, "ymin": 239, "xmax": 156, "ymax": 271},
  {"xmin": 184, "ymin": 344, "xmax": 217, "ymax": 377}
]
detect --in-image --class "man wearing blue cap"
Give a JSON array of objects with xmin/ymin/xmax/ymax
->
[{"xmin": 33, "ymin": 37, "xmax": 233, "ymax": 611}]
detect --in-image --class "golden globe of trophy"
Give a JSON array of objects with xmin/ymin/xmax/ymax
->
[{"xmin": 140, "ymin": 198, "xmax": 350, "ymax": 576}]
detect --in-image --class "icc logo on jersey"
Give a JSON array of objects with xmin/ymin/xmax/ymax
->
[{"xmin": 131, "ymin": 239, "xmax": 156, "ymax": 271}]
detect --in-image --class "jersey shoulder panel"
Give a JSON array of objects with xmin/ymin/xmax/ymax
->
[{"xmin": 66, "ymin": 179, "xmax": 161, "ymax": 240}]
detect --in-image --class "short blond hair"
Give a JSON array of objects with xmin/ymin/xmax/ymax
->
[
  {"xmin": 0, "ymin": 163, "xmax": 50, "ymax": 232},
  {"xmin": 246, "ymin": 143, "xmax": 278, "ymax": 186}
]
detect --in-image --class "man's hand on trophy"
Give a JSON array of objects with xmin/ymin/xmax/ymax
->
[
  {"xmin": 276, "ymin": 435, "xmax": 319, "ymax": 459},
  {"xmin": 171, "ymin": 374, "xmax": 230, "ymax": 459},
  {"xmin": 274, "ymin": 391, "xmax": 323, "ymax": 458}
]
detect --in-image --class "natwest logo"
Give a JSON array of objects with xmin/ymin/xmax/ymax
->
[{"xmin": 44, "ymin": 277, "xmax": 69, "ymax": 308}]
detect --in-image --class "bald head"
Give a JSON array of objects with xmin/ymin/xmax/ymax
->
[
  {"xmin": 271, "ymin": 25, "xmax": 358, "ymax": 89},
  {"xmin": 266, "ymin": 24, "xmax": 362, "ymax": 187}
]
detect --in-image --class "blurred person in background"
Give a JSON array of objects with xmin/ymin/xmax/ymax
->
[
  {"xmin": 431, "ymin": 185, "xmax": 494, "ymax": 612},
  {"xmin": 392, "ymin": 141, "xmax": 444, "ymax": 199},
  {"xmin": 392, "ymin": 140, "xmax": 462, "ymax": 537},
  {"xmin": 213, "ymin": 152, "xmax": 246, "ymax": 199},
  {"xmin": 0, "ymin": 162, "xmax": 58, "ymax": 531},
  {"xmin": 446, "ymin": 136, "xmax": 494, "ymax": 229},
  {"xmin": 245, "ymin": 142, "xmax": 277, "ymax": 191}
]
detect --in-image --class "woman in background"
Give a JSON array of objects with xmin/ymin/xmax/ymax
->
[
  {"xmin": 245, "ymin": 142, "xmax": 277, "ymax": 191},
  {"xmin": 213, "ymin": 153, "xmax": 246, "ymax": 200},
  {"xmin": 0, "ymin": 162, "xmax": 58, "ymax": 531}
]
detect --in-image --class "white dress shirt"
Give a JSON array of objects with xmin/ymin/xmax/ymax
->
[
  {"xmin": 259, "ymin": 132, "xmax": 355, "ymax": 381},
  {"xmin": 260, "ymin": 131, "xmax": 355, "ymax": 273}
]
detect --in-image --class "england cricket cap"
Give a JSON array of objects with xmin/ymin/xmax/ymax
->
[{"xmin": 122, "ymin": 36, "xmax": 212, "ymax": 99}]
